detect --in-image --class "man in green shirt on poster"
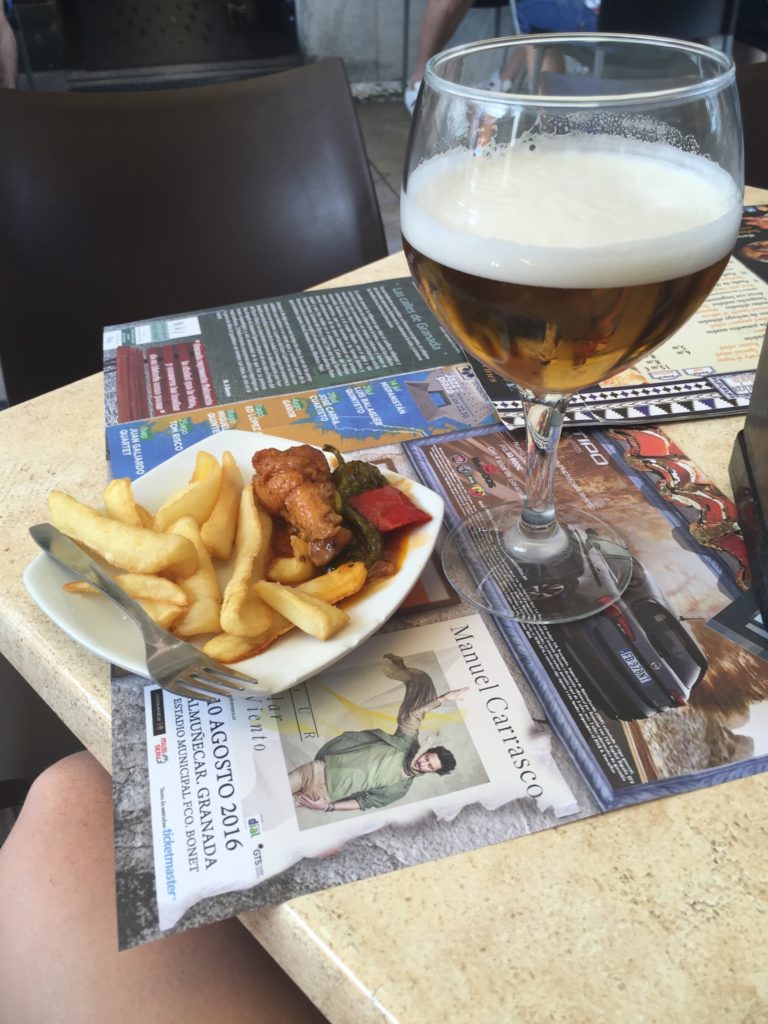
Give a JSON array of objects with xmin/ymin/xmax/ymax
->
[{"xmin": 289, "ymin": 654, "xmax": 468, "ymax": 813}]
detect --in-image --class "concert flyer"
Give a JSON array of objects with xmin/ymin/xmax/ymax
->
[{"xmin": 112, "ymin": 612, "xmax": 585, "ymax": 948}]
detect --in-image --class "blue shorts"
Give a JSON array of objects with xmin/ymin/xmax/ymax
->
[{"xmin": 516, "ymin": 0, "xmax": 599, "ymax": 34}]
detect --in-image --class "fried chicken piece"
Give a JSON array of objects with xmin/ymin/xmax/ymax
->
[{"xmin": 251, "ymin": 445, "xmax": 351, "ymax": 567}]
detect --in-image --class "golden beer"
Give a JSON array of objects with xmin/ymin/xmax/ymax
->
[
  {"xmin": 402, "ymin": 240, "xmax": 730, "ymax": 394},
  {"xmin": 401, "ymin": 137, "xmax": 742, "ymax": 398}
]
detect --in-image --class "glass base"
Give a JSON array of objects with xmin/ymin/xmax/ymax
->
[{"xmin": 441, "ymin": 503, "xmax": 633, "ymax": 624}]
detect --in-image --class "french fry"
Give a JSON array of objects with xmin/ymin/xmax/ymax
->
[
  {"xmin": 253, "ymin": 580, "xmax": 350, "ymax": 640},
  {"xmin": 240, "ymin": 561, "xmax": 369, "ymax": 656},
  {"xmin": 62, "ymin": 580, "xmax": 186, "ymax": 630},
  {"xmin": 136, "ymin": 504, "xmax": 154, "ymax": 528},
  {"xmin": 298, "ymin": 561, "xmax": 368, "ymax": 603},
  {"xmin": 62, "ymin": 580, "xmax": 99, "ymax": 595},
  {"xmin": 63, "ymin": 573, "xmax": 188, "ymax": 606},
  {"xmin": 290, "ymin": 536, "xmax": 310, "ymax": 558},
  {"xmin": 167, "ymin": 516, "xmax": 222, "ymax": 637},
  {"xmin": 103, "ymin": 478, "xmax": 152, "ymax": 528},
  {"xmin": 202, "ymin": 632, "xmax": 267, "ymax": 664},
  {"xmin": 266, "ymin": 554, "xmax": 316, "ymax": 585},
  {"xmin": 153, "ymin": 451, "xmax": 222, "ymax": 533},
  {"xmin": 49, "ymin": 490, "xmax": 198, "ymax": 578},
  {"xmin": 266, "ymin": 535, "xmax": 315, "ymax": 584},
  {"xmin": 200, "ymin": 450, "xmax": 243, "ymax": 560},
  {"xmin": 219, "ymin": 487, "xmax": 273, "ymax": 636},
  {"xmin": 138, "ymin": 599, "xmax": 187, "ymax": 630}
]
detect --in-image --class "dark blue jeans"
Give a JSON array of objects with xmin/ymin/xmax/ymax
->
[{"xmin": 516, "ymin": 0, "xmax": 599, "ymax": 33}]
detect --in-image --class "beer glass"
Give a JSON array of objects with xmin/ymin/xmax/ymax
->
[{"xmin": 402, "ymin": 34, "xmax": 743, "ymax": 623}]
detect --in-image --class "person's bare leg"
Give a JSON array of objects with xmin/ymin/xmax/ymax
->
[
  {"xmin": 0, "ymin": 7, "xmax": 17, "ymax": 89},
  {"xmin": 0, "ymin": 751, "xmax": 329, "ymax": 1024},
  {"xmin": 410, "ymin": 0, "xmax": 475, "ymax": 84}
]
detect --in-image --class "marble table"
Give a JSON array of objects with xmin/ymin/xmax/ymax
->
[{"xmin": 2, "ymin": 188, "xmax": 767, "ymax": 1024}]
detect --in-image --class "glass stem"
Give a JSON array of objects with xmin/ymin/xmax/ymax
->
[{"xmin": 520, "ymin": 397, "xmax": 570, "ymax": 535}]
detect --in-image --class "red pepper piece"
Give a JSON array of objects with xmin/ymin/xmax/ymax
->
[{"xmin": 347, "ymin": 485, "xmax": 432, "ymax": 532}]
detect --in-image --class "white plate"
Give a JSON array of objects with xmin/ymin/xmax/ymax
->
[{"xmin": 24, "ymin": 431, "xmax": 444, "ymax": 693}]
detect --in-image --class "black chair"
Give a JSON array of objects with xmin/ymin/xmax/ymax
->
[
  {"xmin": 0, "ymin": 59, "xmax": 387, "ymax": 405},
  {"xmin": 737, "ymin": 61, "xmax": 768, "ymax": 189},
  {"xmin": 597, "ymin": 0, "xmax": 741, "ymax": 46}
]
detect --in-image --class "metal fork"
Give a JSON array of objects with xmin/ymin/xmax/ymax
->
[{"xmin": 30, "ymin": 523, "xmax": 261, "ymax": 702}]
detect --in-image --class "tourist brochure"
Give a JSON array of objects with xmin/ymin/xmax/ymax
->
[
  {"xmin": 104, "ymin": 209, "xmax": 768, "ymax": 478},
  {"xmin": 107, "ymin": 362, "xmax": 497, "ymax": 477},
  {"xmin": 103, "ymin": 278, "xmax": 464, "ymax": 425},
  {"xmin": 103, "ymin": 277, "xmax": 502, "ymax": 477},
  {"xmin": 110, "ymin": 421, "xmax": 768, "ymax": 948}
]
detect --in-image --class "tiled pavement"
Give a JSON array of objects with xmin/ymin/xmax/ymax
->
[{"xmin": 356, "ymin": 98, "xmax": 412, "ymax": 254}]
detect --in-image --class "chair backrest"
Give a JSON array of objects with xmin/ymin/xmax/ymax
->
[
  {"xmin": 597, "ymin": 0, "xmax": 740, "ymax": 42},
  {"xmin": 0, "ymin": 59, "xmax": 387, "ymax": 405},
  {"xmin": 737, "ymin": 61, "xmax": 768, "ymax": 189}
]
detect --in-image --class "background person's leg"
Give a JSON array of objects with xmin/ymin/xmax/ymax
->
[
  {"xmin": 0, "ymin": 751, "xmax": 329, "ymax": 1024},
  {"xmin": 0, "ymin": 5, "xmax": 18, "ymax": 88},
  {"xmin": 406, "ymin": 0, "xmax": 476, "ymax": 109}
]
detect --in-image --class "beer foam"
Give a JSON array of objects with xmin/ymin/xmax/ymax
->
[{"xmin": 400, "ymin": 136, "xmax": 741, "ymax": 288}]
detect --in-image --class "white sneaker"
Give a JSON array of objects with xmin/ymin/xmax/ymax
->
[
  {"xmin": 484, "ymin": 69, "xmax": 512, "ymax": 92},
  {"xmin": 404, "ymin": 80, "xmax": 421, "ymax": 114}
]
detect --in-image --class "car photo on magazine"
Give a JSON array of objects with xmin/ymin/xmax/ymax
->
[{"xmin": 555, "ymin": 555, "xmax": 708, "ymax": 722}]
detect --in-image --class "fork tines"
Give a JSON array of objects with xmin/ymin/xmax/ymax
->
[{"xmin": 171, "ymin": 662, "xmax": 262, "ymax": 702}]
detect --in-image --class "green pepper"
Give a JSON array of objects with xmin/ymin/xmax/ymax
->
[
  {"xmin": 332, "ymin": 503, "xmax": 383, "ymax": 569},
  {"xmin": 323, "ymin": 446, "xmax": 385, "ymax": 569},
  {"xmin": 323, "ymin": 445, "xmax": 386, "ymax": 504}
]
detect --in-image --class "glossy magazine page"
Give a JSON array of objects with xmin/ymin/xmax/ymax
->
[{"xmin": 407, "ymin": 424, "xmax": 768, "ymax": 811}]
